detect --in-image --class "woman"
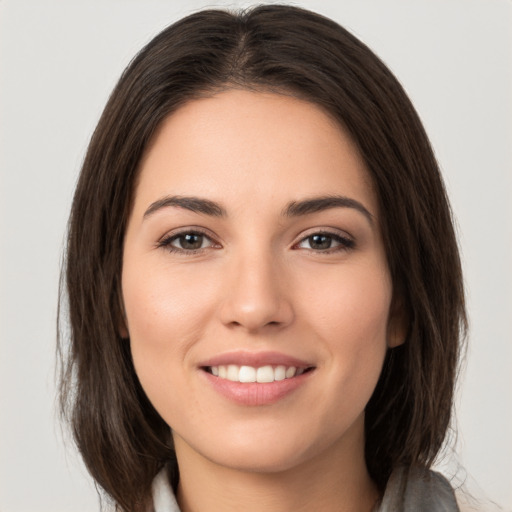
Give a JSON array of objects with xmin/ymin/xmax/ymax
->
[{"xmin": 59, "ymin": 5, "xmax": 466, "ymax": 511}]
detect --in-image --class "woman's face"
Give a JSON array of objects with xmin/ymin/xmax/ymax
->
[{"xmin": 122, "ymin": 90, "xmax": 403, "ymax": 473}]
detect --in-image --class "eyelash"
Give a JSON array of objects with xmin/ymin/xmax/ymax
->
[
  {"xmin": 156, "ymin": 229, "xmax": 355, "ymax": 255},
  {"xmin": 293, "ymin": 231, "xmax": 355, "ymax": 253},
  {"xmin": 156, "ymin": 229, "xmax": 217, "ymax": 254}
]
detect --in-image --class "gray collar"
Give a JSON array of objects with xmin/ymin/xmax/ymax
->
[
  {"xmin": 376, "ymin": 466, "xmax": 460, "ymax": 512},
  {"xmin": 152, "ymin": 465, "xmax": 459, "ymax": 512}
]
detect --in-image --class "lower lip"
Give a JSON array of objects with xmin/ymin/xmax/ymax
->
[{"xmin": 202, "ymin": 370, "xmax": 313, "ymax": 406}]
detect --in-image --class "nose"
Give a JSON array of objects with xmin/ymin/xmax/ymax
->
[{"xmin": 218, "ymin": 251, "xmax": 294, "ymax": 333}]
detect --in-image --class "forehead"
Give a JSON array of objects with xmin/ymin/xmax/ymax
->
[{"xmin": 133, "ymin": 89, "xmax": 377, "ymax": 218}]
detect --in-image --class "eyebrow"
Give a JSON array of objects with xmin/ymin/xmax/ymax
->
[
  {"xmin": 143, "ymin": 194, "xmax": 373, "ymax": 224},
  {"xmin": 283, "ymin": 195, "xmax": 373, "ymax": 224},
  {"xmin": 144, "ymin": 195, "xmax": 227, "ymax": 218}
]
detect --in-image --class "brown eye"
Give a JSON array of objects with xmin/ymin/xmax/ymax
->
[
  {"xmin": 296, "ymin": 232, "xmax": 355, "ymax": 252},
  {"xmin": 157, "ymin": 230, "xmax": 217, "ymax": 253},
  {"xmin": 172, "ymin": 233, "xmax": 206, "ymax": 250},
  {"xmin": 308, "ymin": 234, "xmax": 333, "ymax": 250}
]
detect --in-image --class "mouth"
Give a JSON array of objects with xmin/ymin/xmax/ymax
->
[
  {"xmin": 198, "ymin": 351, "xmax": 316, "ymax": 405},
  {"xmin": 202, "ymin": 364, "xmax": 315, "ymax": 383}
]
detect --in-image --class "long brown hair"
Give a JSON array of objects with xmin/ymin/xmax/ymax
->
[{"xmin": 59, "ymin": 5, "xmax": 466, "ymax": 510}]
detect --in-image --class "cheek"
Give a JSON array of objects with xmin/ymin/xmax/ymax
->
[
  {"xmin": 123, "ymin": 258, "xmax": 215, "ymax": 342},
  {"xmin": 303, "ymin": 262, "xmax": 392, "ymax": 397},
  {"xmin": 305, "ymin": 258, "xmax": 392, "ymax": 339},
  {"xmin": 121, "ymin": 261, "xmax": 218, "ymax": 409}
]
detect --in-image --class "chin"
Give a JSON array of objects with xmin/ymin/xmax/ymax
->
[
  {"xmin": 174, "ymin": 420, "xmax": 349, "ymax": 476},
  {"xmin": 207, "ymin": 444, "xmax": 311, "ymax": 474}
]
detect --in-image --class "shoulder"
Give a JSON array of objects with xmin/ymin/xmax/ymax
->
[{"xmin": 378, "ymin": 466, "xmax": 460, "ymax": 512}]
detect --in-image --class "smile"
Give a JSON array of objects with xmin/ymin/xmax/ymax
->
[
  {"xmin": 205, "ymin": 364, "xmax": 311, "ymax": 383},
  {"xmin": 199, "ymin": 351, "xmax": 316, "ymax": 405}
]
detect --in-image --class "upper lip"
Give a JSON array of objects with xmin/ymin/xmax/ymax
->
[{"xmin": 199, "ymin": 350, "xmax": 314, "ymax": 369}]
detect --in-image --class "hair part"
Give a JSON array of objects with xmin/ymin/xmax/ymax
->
[{"xmin": 59, "ymin": 5, "xmax": 466, "ymax": 510}]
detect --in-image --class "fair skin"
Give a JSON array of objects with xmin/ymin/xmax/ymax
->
[{"xmin": 122, "ymin": 90, "xmax": 404, "ymax": 512}]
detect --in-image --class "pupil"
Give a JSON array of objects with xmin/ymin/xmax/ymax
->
[
  {"xmin": 310, "ymin": 234, "xmax": 331, "ymax": 249},
  {"xmin": 181, "ymin": 233, "xmax": 202, "ymax": 249}
]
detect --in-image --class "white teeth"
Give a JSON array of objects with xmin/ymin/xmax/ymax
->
[
  {"xmin": 239, "ymin": 365, "xmax": 256, "ymax": 383},
  {"xmin": 256, "ymin": 365, "xmax": 274, "ymax": 383},
  {"xmin": 208, "ymin": 364, "xmax": 307, "ymax": 383},
  {"xmin": 274, "ymin": 365, "xmax": 286, "ymax": 381},
  {"xmin": 227, "ymin": 365, "xmax": 239, "ymax": 381},
  {"xmin": 285, "ymin": 366, "xmax": 297, "ymax": 378}
]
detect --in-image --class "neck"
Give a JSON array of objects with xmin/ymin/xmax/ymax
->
[{"xmin": 174, "ymin": 416, "xmax": 380, "ymax": 512}]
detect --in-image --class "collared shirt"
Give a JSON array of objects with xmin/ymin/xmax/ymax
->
[{"xmin": 151, "ymin": 465, "xmax": 460, "ymax": 512}]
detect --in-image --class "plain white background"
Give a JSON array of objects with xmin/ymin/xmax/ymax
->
[{"xmin": 0, "ymin": 0, "xmax": 510, "ymax": 510}]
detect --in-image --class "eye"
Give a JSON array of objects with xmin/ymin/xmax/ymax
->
[
  {"xmin": 157, "ymin": 230, "xmax": 218, "ymax": 253},
  {"xmin": 296, "ymin": 232, "xmax": 355, "ymax": 252}
]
